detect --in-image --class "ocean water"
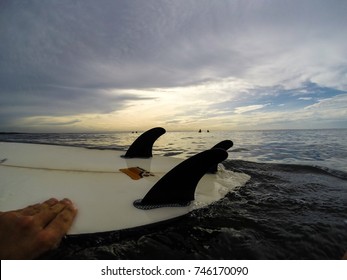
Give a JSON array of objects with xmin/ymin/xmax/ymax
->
[
  {"xmin": 2, "ymin": 129, "xmax": 347, "ymax": 172},
  {"xmin": 1, "ymin": 129, "xmax": 347, "ymax": 259}
]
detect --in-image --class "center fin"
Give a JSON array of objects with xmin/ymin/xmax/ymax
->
[
  {"xmin": 134, "ymin": 148, "xmax": 228, "ymax": 209},
  {"xmin": 122, "ymin": 127, "xmax": 166, "ymax": 158}
]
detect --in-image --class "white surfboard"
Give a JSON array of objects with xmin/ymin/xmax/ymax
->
[{"xmin": 0, "ymin": 128, "xmax": 250, "ymax": 235}]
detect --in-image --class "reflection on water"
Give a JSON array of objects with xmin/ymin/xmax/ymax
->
[
  {"xmin": 154, "ymin": 130, "xmax": 347, "ymax": 172},
  {"xmin": 226, "ymin": 129, "xmax": 347, "ymax": 172}
]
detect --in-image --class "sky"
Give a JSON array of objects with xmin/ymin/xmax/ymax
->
[{"xmin": 1, "ymin": 0, "xmax": 347, "ymax": 132}]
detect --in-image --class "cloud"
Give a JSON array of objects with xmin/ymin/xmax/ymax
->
[
  {"xmin": 21, "ymin": 117, "xmax": 81, "ymax": 127},
  {"xmin": 0, "ymin": 0, "xmax": 347, "ymax": 131},
  {"xmin": 234, "ymin": 104, "xmax": 269, "ymax": 114},
  {"xmin": 304, "ymin": 95, "xmax": 347, "ymax": 113}
]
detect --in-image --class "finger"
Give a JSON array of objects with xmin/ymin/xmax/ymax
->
[
  {"xmin": 31, "ymin": 204, "xmax": 77, "ymax": 256},
  {"xmin": 18, "ymin": 203, "xmax": 41, "ymax": 216},
  {"xmin": 34, "ymin": 199, "xmax": 69, "ymax": 228},
  {"xmin": 16, "ymin": 198, "xmax": 59, "ymax": 216},
  {"xmin": 44, "ymin": 202, "xmax": 78, "ymax": 241}
]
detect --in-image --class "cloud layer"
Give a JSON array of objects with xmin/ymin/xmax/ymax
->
[{"xmin": 1, "ymin": 0, "xmax": 346, "ymax": 131}]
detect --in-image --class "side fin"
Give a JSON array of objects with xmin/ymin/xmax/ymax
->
[
  {"xmin": 122, "ymin": 127, "xmax": 166, "ymax": 158},
  {"xmin": 211, "ymin": 140, "xmax": 233, "ymax": 151},
  {"xmin": 134, "ymin": 148, "xmax": 228, "ymax": 209},
  {"xmin": 208, "ymin": 140, "xmax": 233, "ymax": 173}
]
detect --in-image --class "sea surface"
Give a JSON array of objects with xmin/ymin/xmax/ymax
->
[{"xmin": 1, "ymin": 129, "xmax": 347, "ymax": 259}]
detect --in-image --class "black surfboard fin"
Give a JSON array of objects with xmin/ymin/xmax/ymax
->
[
  {"xmin": 208, "ymin": 140, "xmax": 233, "ymax": 173},
  {"xmin": 134, "ymin": 148, "xmax": 228, "ymax": 209},
  {"xmin": 123, "ymin": 127, "xmax": 166, "ymax": 158},
  {"xmin": 211, "ymin": 140, "xmax": 233, "ymax": 151}
]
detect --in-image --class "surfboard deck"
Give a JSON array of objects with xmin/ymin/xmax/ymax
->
[
  {"xmin": 0, "ymin": 141, "xmax": 250, "ymax": 235},
  {"xmin": 0, "ymin": 142, "xmax": 182, "ymax": 173}
]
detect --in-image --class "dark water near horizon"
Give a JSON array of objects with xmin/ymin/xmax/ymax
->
[{"xmin": 1, "ymin": 129, "xmax": 347, "ymax": 259}]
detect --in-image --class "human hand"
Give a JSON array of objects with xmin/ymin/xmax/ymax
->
[{"xmin": 0, "ymin": 198, "xmax": 77, "ymax": 259}]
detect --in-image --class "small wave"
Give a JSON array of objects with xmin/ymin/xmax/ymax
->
[
  {"xmin": 230, "ymin": 148, "xmax": 250, "ymax": 152},
  {"xmin": 162, "ymin": 152, "xmax": 183, "ymax": 157}
]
